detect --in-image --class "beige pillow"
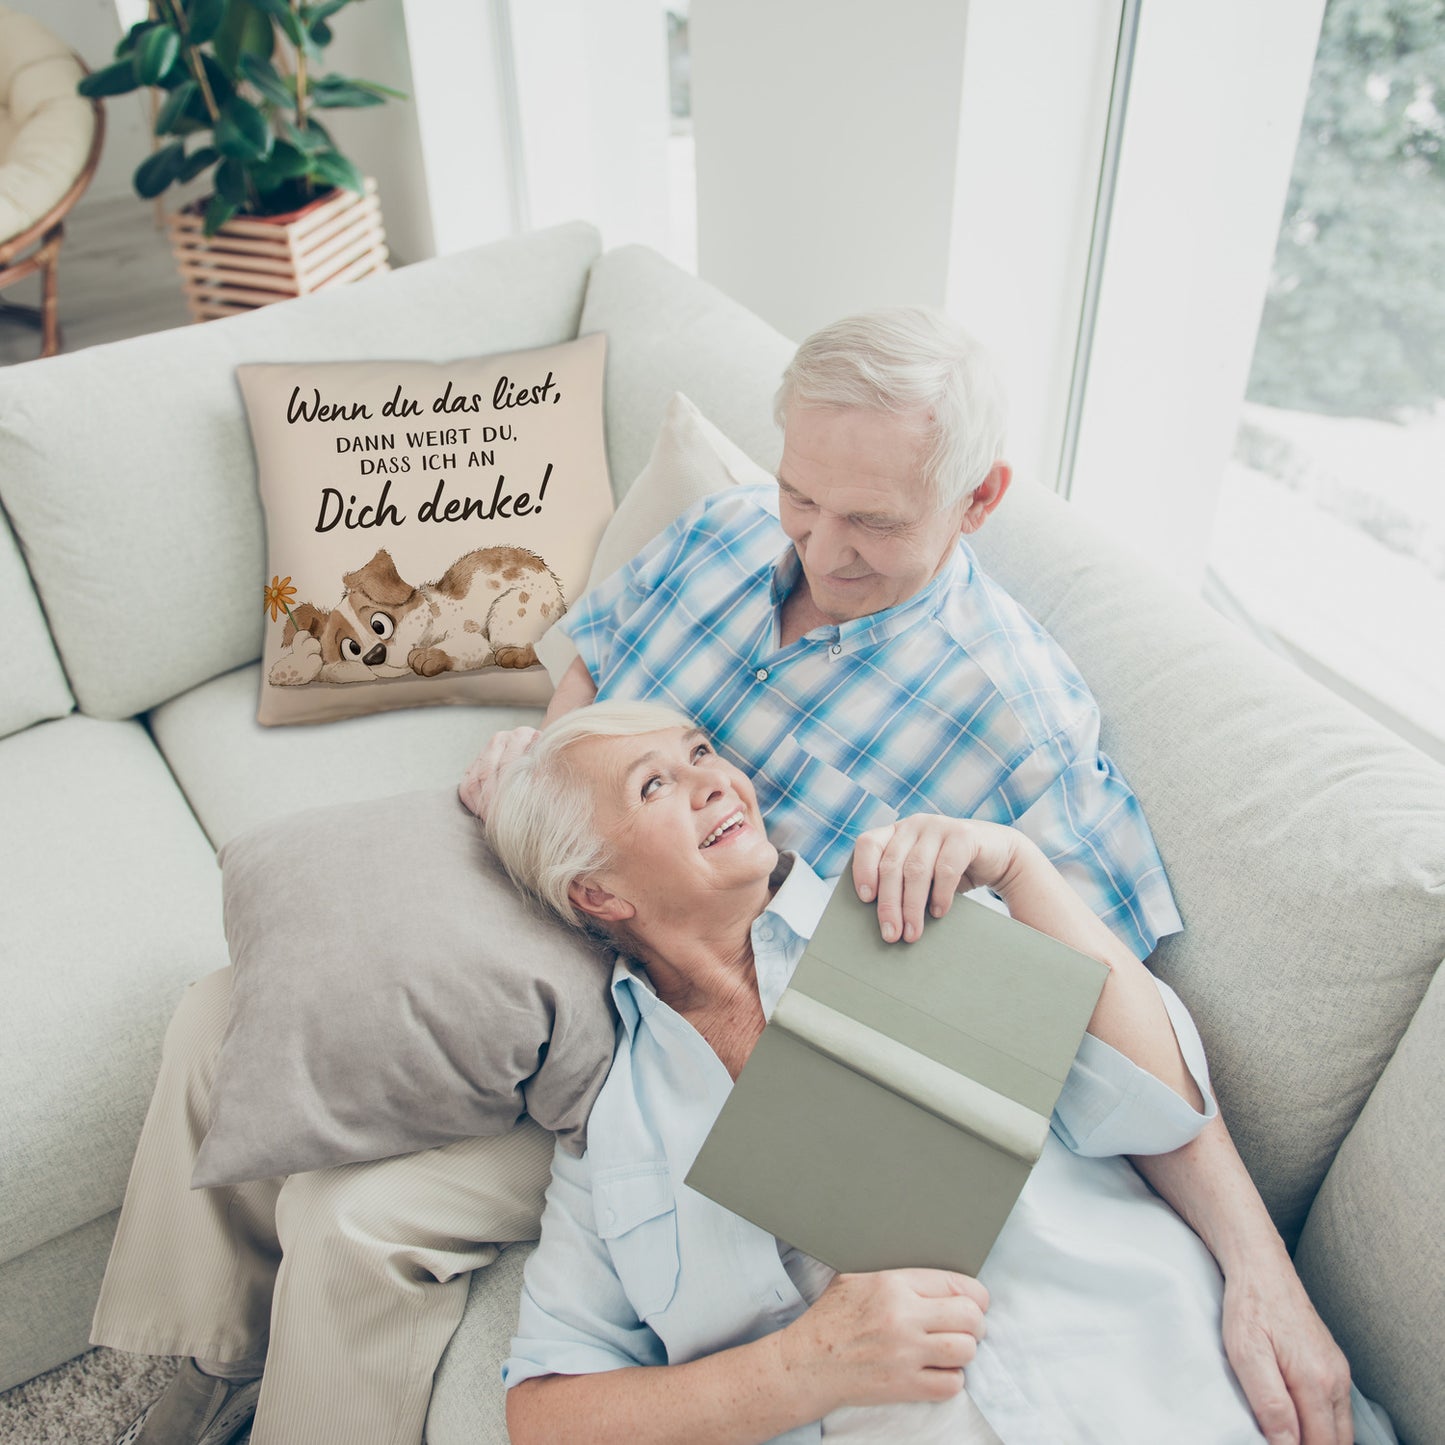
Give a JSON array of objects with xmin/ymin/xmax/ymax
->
[
  {"xmin": 535, "ymin": 391, "xmax": 773, "ymax": 684},
  {"xmin": 239, "ymin": 334, "xmax": 613, "ymax": 725}
]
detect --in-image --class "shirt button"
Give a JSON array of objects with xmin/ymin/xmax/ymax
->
[
  {"xmin": 830, "ymin": 644, "xmax": 842, "ymax": 655},
  {"xmin": 756, "ymin": 924, "xmax": 773, "ymax": 943},
  {"xmin": 755, "ymin": 668, "xmax": 769, "ymax": 681}
]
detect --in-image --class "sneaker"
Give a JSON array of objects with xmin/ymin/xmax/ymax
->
[{"xmin": 112, "ymin": 1358, "xmax": 262, "ymax": 1445}]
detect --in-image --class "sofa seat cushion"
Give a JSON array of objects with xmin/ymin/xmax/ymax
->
[
  {"xmin": 580, "ymin": 244, "xmax": 795, "ymax": 498},
  {"xmin": 968, "ymin": 478, "xmax": 1445, "ymax": 1244},
  {"xmin": 0, "ymin": 222, "xmax": 602, "ymax": 722},
  {"xmin": 147, "ymin": 663, "xmax": 540, "ymax": 849},
  {"xmin": 0, "ymin": 715, "xmax": 227, "ymax": 1267}
]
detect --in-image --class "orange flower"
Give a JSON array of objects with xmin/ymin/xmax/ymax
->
[{"xmin": 263, "ymin": 575, "xmax": 298, "ymax": 623}]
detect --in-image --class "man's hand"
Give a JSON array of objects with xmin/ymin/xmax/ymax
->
[
  {"xmin": 851, "ymin": 815, "xmax": 1025, "ymax": 943},
  {"xmin": 1221, "ymin": 1262, "xmax": 1353, "ymax": 1445},
  {"xmin": 459, "ymin": 726, "xmax": 540, "ymax": 821}
]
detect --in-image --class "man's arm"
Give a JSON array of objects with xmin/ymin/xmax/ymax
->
[{"xmin": 1131, "ymin": 1120, "xmax": 1353, "ymax": 1445}]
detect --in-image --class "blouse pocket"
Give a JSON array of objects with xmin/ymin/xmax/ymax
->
[{"xmin": 593, "ymin": 1163, "xmax": 681, "ymax": 1321}]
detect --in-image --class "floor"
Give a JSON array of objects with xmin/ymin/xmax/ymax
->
[{"xmin": 0, "ymin": 193, "xmax": 192, "ymax": 367}]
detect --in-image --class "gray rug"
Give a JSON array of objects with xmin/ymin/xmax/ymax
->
[{"xmin": 0, "ymin": 1350, "xmax": 195, "ymax": 1445}]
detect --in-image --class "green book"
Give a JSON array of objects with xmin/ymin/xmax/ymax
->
[{"xmin": 684, "ymin": 886, "xmax": 1110, "ymax": 1276}]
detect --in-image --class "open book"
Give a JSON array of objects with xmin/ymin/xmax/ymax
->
[{"xmin": 685, "ymin": 884, "xmax": 1109, "ymax": 1275}]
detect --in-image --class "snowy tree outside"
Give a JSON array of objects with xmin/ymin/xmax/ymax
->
[{"xmin": 1210, "ymin": 0, "xmax": 1445, "ymax": 756}]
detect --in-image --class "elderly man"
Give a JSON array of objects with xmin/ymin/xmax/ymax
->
[
  {"xmin": 462, "ymin": 309, "xmax": 1353, "ymax": 1445},
  {"xmin": 95, "ymin": 311, "xmax": 1350, "ymax": 1445}
]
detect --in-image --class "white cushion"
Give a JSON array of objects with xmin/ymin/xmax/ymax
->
[
  {"xmin": 535, "ymin": 392, "xmax": 768, "ymax": 683},
  {"xmin": 579, "ymin": 244, "xmax": 795, "ymax": 501},
  {"xmin": 148, "ymin": 662, "xmax": 541, "ymax": 849},
  {"xmin": 0, "ymin": 505, "xmax": 71, "ymax": 738},
  {"xmin": 0, "ymin": 715, "xmax": 227, "ymax": 1266},
  {"xmin": 0, "ymin": 222, "xmax": 602, "ymax": 721},
  {"xmin": 0, "ymin": 10, "xmax": 92, "ymax": 240}
]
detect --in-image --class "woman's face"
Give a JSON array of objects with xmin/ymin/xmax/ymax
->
[{"xmin": 566, "ymin": 726, "xmax": 778, "ymax": 926}]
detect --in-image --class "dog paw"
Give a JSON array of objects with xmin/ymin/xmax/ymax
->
[
  {"xmin": 269, "ymin": 634, "xmax": 322, "ymax": 686},
  {"xmin": 409, "ymin": 646, "xmax": 454, "ymax": 677},
  {"xmin": 493, "ymin": 644, "xmax": 539, "ymax": 670}
]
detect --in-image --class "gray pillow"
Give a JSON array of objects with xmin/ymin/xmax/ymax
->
[{"xmin": 192, "ymin": 788, "xmax": 617, "ymax": 1188}]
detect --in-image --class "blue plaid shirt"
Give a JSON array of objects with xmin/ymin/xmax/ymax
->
[{"xmin": 560, "ymin": 485, "xmax": 1181, "ymax": 959}]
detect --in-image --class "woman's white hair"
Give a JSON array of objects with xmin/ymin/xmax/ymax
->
[
  {"xmin": 487, "ymin": 699, "xmax": 697, "ymax": 932},
  {"xmin": 773, "ymin": 307, "xmax": 1007, "ymax": 510}
]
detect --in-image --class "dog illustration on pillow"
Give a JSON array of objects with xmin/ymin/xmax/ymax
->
[{"xmin": 269, "ymin": 547, "xmax": 565, "ymax": 686}]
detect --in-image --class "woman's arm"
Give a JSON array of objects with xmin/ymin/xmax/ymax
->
[
  {"xmin": 509, "ymin": 1269, "xmax": 987, "ymax": 1445},
  {"xmin": 851, "ymin": 815, "xmax": 1203, "ymax": 1108}
]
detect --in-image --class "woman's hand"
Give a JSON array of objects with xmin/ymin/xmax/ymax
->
[
  {"xmin": 459, "ymin": 726, "xmax": 540, "ymax": 821},
  {"xmin": 779, "ymin": 1269, "xmax": 989, "ymax": 1411},
  {"xmin": 852, "ymin": 815, "xmax": 1029, "ymax": 943}
]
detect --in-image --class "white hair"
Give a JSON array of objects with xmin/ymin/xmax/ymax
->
[
  {"xmin": 774, "ymin": 308, "xmax": 1008, "ymax": 510},
  {"xmin": 487, "ymin": 700, "xmax": 696, "ymax": 932}
]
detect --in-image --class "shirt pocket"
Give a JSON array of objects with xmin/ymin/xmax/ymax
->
[
  {"xmin": 758, "ymin": 731, "xmax": 898, "ymax": 865},
  {"xmin": 593, "ymin": 1163, "xmax": 681, "ymax": 1321}
]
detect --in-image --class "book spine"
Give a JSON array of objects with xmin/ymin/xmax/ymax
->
[{"xmin": 771, "ymin": 990, "xmax": 1050, "ymax": 1164}]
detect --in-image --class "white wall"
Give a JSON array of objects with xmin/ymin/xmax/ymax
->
[
  {"xmin": 689, "ymin": 0, "xmax": 972, "ymax": 342},
  {"xmin": 505, "ymin": 0, "xmax": 671, "ymax": 251}
]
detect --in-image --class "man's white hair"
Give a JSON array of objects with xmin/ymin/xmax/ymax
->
[
  {"xmin": 487, "ymin": 700, "xmax": 697, "ymax": 932},
  {"xmin": 773, "ymin": 307, "xmax": 1008, "ymax": 510}
]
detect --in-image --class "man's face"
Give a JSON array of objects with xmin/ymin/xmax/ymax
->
[{"xmin": 776, "ymin": 405, "xmax": 974, "ymax": 623}]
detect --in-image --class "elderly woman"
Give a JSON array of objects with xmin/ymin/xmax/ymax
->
[{"xmin": 486, "ymin": 700, "xmax": 1292, "ymax": 1445}]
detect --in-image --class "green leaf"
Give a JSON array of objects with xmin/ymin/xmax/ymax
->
[
  {"xmin": 264, "ymin": 139, "xmax": 312, "ymax": 178},
  {"xmin": 309, "ymin": 75, "xmax": 384, "ymax": 109},
  {"xmin": 178, "ymin": 145, "xmax": 220, "ymax": 182},
  {"xmin": 247, "ymin": 0, "xmax": 306, "ymax": 45},
  {"xmin": 281, "ymin": 115, "xmax": 332, "ymax": 153},
  {"xmin": 133, "ymin": 142, "xmax": 186, "ymax": 199},
  {"xmin": 215, "ymin": 156, "xmax": 250, "ymax": 205},
  {"xmin": 134, "ymin": 25, "xmax": 181, "ymax": 86},
  {"xmin": 350, "ymin": 78, "xmax": 408, "ymax": 101},
  {"xmin": 308, "ymin": 18, "xmax": 332, "ymax": 47},
  {"xmin": 309, "ymin": 148, "xmax": 363, "ymax": 194},
  {"xmin": 80, "ymin": 59, "xmax": 143, "ymax": 98},
  {"xmin": 154, "ymin": 79, "xmax": 198, "ymax": 135},
  {"xmin": 186, "ymin": 0, "xmax": 227, "ymax": 47},
  {"xmin": 115, "ymin": 20, "xmax": 156, "ymax": 59},
  {"xmin": 199, "ymin": 53, "xmax": 236, "ymax": 107},
  {"xmin": 203, "ymin": 193, "xmax": 239, "ymax": 236},
  {"xmin": 302, "ymin": 0, "xmax": 351, "ymax": 23},
  {"xmin": 214, "ymin": 0, "xmax": 275, "ymax": 75},
  {"xmin": 239, "ymin": 52, "xmax": 295, "ymax": 107},
  {"xmin": 215, "ymin": 95, "xmax": 274, "ymax": 160}
]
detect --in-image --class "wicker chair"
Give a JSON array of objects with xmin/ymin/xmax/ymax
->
[{"xmin": 0, "ymin": 7, "xmax": 103, "ymax": 359}]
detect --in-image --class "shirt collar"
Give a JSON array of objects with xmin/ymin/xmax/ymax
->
[
  {"xmin": 609, "ymin": 852, "xmax": 835, "ymax": 1037},
  {"xmin": 767, "ymin": 542, "xmax": 973, "ymax": 651}
]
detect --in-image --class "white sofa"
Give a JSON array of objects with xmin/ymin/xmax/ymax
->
[{"xmin": 1, "ymin": 222, "xmax": 1441, "ymax": 1444}]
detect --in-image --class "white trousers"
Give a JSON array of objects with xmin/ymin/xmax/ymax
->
[{"xmin": 91, "ymin": 969, "xmax": 554, "ymax": 1445}]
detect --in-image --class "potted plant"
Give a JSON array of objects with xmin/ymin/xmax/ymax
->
[{"xmin": 79, "ymin": 0, "xmax": 404, "ymax": 319}]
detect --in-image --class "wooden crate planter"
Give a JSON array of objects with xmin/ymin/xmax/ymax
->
[{"xmin": 166, "ymin": 179, "xmax": 389, "ymax": 322}]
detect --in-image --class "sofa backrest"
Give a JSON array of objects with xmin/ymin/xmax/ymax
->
[
  {"xmin": 0, "ymin": 222, "xmax": 603, "ymax": 721},
  {"xmin": 969, "ymin": 478, "xmax": 1445, "ymax": 1245},
  {"xmin": 0, "ymin": 501, "xmax": 72, "ymax": 738}
]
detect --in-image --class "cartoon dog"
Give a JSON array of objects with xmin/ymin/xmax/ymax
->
[{"xmin": 269, "ymin": 547, "xmax": 565, "ymax": 686}]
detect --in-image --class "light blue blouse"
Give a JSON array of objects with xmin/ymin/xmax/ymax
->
[{"xmin": 504, "ymin": 857, "xmax": 1272, "ymax": 1443}]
